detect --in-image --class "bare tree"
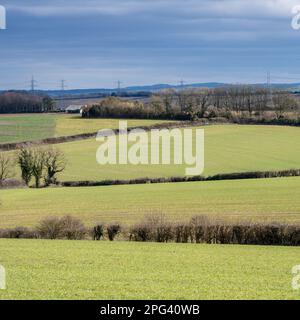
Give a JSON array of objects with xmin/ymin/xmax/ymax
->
[
  {"xmin": 0, "ymin": 153, "xmax": 14, "ymax": 181},
  {"xmin": 18, "ymin": 148, "xmax": 33, "ymax": 186},
  {"xmin": 195, "ymin": 90, "xmax": 211, "ymax": 118},
  {"xmin": 161, "ymin": 89, "xmax": 175, "ymax": 115},
  {"xmin": 272, "ymin": 92, "xmax": 297, "ymax": 119},
  {"xmin": 31, "ymin": 149, "xmax": 46, "ymax": 188},
  {"xmin": 44, "ymin": 148, "xmax": 66, "ymax": 186}
]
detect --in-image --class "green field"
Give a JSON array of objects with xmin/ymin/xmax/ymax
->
[
  {"xmin": 54, "ymin": 124, "xmax": 300, "ymax": 181},
  {"xmin": 1, "ymin": 177, "xmax": 299, "ymax": 228},
  {"xmin": 0, "ymin": 114, "xmax": 170, "ymax": 144},
  {"xmin": 1, "ymin": 120, "xmax": 300, "ymax": 301},
  {"xmin": 0, "ymin": 239, "xmax": 298, "ymax": 300},
  {"xmin": 0, "ymin": 114, "xmax": 56, "ymax": 143},
  {"xmin": 7, "ymin": 124, "xmax": 300, "ymax": 182}
]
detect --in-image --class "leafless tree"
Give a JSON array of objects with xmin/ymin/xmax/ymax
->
[
  {"xmin": 18, "ymin": 148, "xmax": 33, "ymax": 186},
  {"xmin": 0, "ymin": 153, "xmax": 14, "ymax": 181},
  {"xmin": 44, "ymin": 148, "xmax": 66, "ymax": 186},
  {"xmin": 31, "ymin": 149, "xmax": 47, "ymax": 188},
  {"xmin": 161, "ymin": 89, "xmax": 175, "ymax": 115},
  {"xmin": 272, "ymin": 92, "xmax": 298, "ymax": 119},
  {"xmin": 195, "ymin": 90, "xmax": 211, "ymax": 118}
]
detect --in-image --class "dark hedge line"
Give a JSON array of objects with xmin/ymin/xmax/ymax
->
[
  {"xmin": 129, "ymin": 215, "xmax": 300, "ymax": 246},
  {"xmin": 232, "ymin": 117, "xmax": 300, "ymax": 127},
  {"xmin": 59, "ymin": 169, "xmax": 300, "ymax": 187},
  {"xmin": 0, "ymin": 215, "xmax": 299, "ymax": 246}
]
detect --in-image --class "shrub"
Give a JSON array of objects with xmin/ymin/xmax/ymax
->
[
  {"xmin": 173, "ymin": 224, "xmax": 192, "ymax": 243},
  {"xmin": 129, "ymin": 224, "xmax": 152, "ymax": 242},
  {"xmin": 145, "ymin": 214, "xmax": 173, "ymax": 243},
  {"xmin": 36, "ymin": 217, "xmax": 63, "ymax": 239},
  {"xmin": 107, "ymin": 224, "xmax": 121, "ymax": 241},
  {"xmin": 190, "ymin": 215, "xmax": 213, "ymax": 243},
  {"xmin": 36, "ymin": 216, "xmax": 86, "ymax": 240},
  {"xmin": 59, "ymin": 216, "xmax": 86, "ymax": 240},
  {"xmin": 0, "ymin": 227, "xmax": 36, "ymax": 239},
  {"xmin": 92, "ymin": 224, "xmax": 104, "ymax": 241}
]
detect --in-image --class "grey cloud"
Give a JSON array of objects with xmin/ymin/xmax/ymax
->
[{"xmin": 4, "ymin": 0, "xmax": 299, "ymax": 19}]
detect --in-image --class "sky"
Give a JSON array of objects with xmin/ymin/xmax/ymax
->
[{"xmin": 1, "ymin": 0, "xmax": 300, "ymax": 89}]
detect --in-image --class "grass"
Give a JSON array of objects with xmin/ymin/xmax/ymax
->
[
  {"xmin": 54, "ymin": 116, "xmax": 172, "ymax": 137},
  {"xmin": 0, "ymin": 114, "xmax": 56, "ymax": 143},
  {"xmin": 0, "ymin": 177, "xmax": 300, "ymax": 228},
  {"xmin": 54, "ymin": 124, "xmax": 300, "ymax": 181},
  {"xmin": 0, "ymin": 239, "xmax": 299, "ymax": 300},
  {"xmin": 0, "ymin": 113, "xmax": 171, "ymax": 144},
  {"xmin": 1, "ymin": 121, "xmax": 300, "ymax": 301},
  {"xmin": 7, "ymin": 124, "xmax": 300, "ymax": 181}
]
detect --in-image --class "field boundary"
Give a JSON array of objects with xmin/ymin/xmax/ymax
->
[
  {"xmin": 1, "ymin": 214, "xmax": 299, "ymax": 246},
  {"xmin": 58, "ymin": 169, "xmax": 300, "ymax": 187},
  {"xmin": 2, "ymin": 116, "xmax": 299, "ymax": 152},
  {"xmin": 0, "ymin": 119, "xmax": 214, "ymax": 151}
]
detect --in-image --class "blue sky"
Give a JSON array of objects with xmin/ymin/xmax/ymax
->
[{"xmin": 1, "ymin": 0, "xmax": 300, "ymax": 89}]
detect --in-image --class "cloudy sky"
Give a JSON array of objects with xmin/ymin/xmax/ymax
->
[{"xmin": 1, "ymin": 0, "xmax": 300, "ymax": 89}]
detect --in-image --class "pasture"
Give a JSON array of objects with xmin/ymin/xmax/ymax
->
[
  {"xmin": 1, "ymin": 120, "xmax": 300, "ymax": 301},
  {"xmin": 56, "ymin": 124, "xmax": 300, "ymax": 181},
  {"xmin": 0, "ymin": 177, "xmax": 299, "ymax": 228},
  {"xmin": 0, "ymin": 113, "xmax": 170, "ymax": 144},
  {"xmin": 0, "ymin": 239, "xmax": 298, "ymax": 300}
]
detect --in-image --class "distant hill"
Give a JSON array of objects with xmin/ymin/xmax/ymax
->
[{"xmin": 1, "ymin": 82, "xmax": 300, "ymax": 98}]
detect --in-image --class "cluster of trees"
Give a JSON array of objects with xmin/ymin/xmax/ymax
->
[
  {"xmin": 0, "ymin": 147, "xmax": 66, "ymax": 188},
  {"xmin": 82, "ymin": 86, "xmax": 299, "ymax": 121},
  {"xmin": 151, "ymin": 86, "xmax": 299, "ymax": 120},
  {"xmin": 18, "ymin": 147, "xmax": 66, "ymax": 187},
  {"xmin": 82, "ymin": 97, "xmax": 149, "ymax": 119},
  {"xmin": 0, "ymin": 92, "xmax": 55, "ymax": 113}
]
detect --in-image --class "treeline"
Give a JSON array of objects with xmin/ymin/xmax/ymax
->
[
  {"xmin": 0, "ymin": 92, "xmax": 55, "ymax": 113},
  {"xmin": 82, "ymin": 97, "xmax": 158, "ymax": 119},
  {"xmin": 82, "ymin": 86, "xmax": 300, "ymax": 121},
  {"xmin": 0, "ymin": 214, "xmax": 299, "ymax": 246}
]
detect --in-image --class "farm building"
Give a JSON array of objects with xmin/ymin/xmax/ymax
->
[{"xmin": 65, "ymin": 105, "xmax": 84, "ymax": 114}]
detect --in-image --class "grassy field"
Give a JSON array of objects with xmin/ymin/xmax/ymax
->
[
  {"xmin": 6, "ymin": 124, "xmax": 300, "ymax": 181},
  {"xmin": 0, "ymin": 239, "xmax": 299, "ymax": 300},
  {"xmin": 54, "ymin": 124, "xmax": 300, "ymax": 181},
  {"xmin": 0, "ymin": 177, "xmax": 299, "ymax": 228},
  {"xmin": 0, "ymin": 114, "xmax": 56, "ymax": 143},
  {"xmin": 1, "ymin": 120, "xmax": 300, "ymax": 301},
  {"xmin": 0, "ymin": 114, "xmax": 170, "ymax": 144}
]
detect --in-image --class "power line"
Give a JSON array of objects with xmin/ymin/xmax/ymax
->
[
  {"xmin": 267, "ymin": 71, "xmax": 274, "ymax": 107},
  {"xmin": 266, "ymin": 71, "xmax": 271, "ymax": 88},
  {"xmin": 30, "ymin": 76, "xmax": 37, "ymax": 93},
  {"xmin": 60, "ymin": 80, "xmax": 68, "ymax": 110},
  {"xmin": 60, "ymin": 79, "xmax": 67, "ymax": 92},
  {"xmin": 117, "ymin": 80, "xmax": 122, "ymax": 92}
]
